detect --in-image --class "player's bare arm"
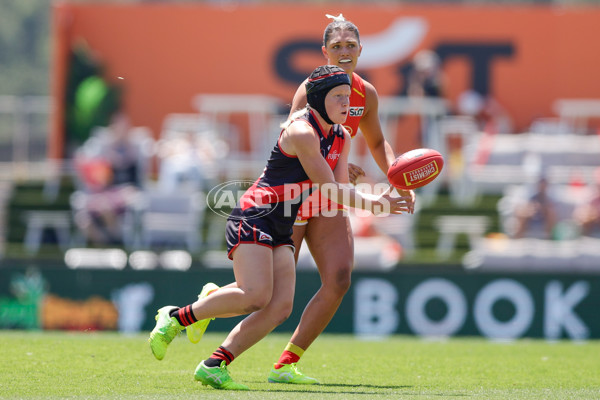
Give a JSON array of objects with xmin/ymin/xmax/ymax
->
[
  {"xmin": 332, "ymin": 129, "xmax": 352, "ymax": 185},
  {"xmin": 359, "ymin": 81, "xmax": 397, "ymax": 172},
  {"xmin": 281, "ymin": 122, "xmax": 409, "ymax": 215},
  {"xmin": 361, "ymin": 80, "xmax": 416, "ymax": 212},
  {"xmin": 289, "ymin": 80, "xmax": 309, "ymax": 117}
]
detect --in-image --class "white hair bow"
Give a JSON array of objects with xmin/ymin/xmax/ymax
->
[{"xmin": 325, "ymin": 13, "xmax": 346, "ymax": 22}]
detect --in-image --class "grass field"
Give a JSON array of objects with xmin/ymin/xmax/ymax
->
[{"xmin": 2, "ymin": 331, "xmax": 599, "ymax": 399}]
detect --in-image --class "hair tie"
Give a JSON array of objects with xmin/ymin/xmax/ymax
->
[{"xmin": 325, "ymin": 13, "xmax": 345, "ymax": 22}]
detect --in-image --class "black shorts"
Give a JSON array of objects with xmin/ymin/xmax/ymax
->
[{"xmin": 225, "ymin": 217, "xmax": 295, "ymax": 260}]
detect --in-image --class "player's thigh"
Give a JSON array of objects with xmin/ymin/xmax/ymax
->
[
  {"xmin": 271, "ymin": 245, "xmax": 296, "ymax": 304},
  {"xmin": 232, "ymin": 243, "xmax": 274, "ymax": 296},
  {"xmin": 291, "ymin": 223, "xmax": 307, "ymax": 262},
  {"xmin": 305, "ymin": 212, "xmax": 354, "ymax": 277}
]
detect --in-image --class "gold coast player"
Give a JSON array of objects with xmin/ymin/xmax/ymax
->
[
  {"xmin": 148, "ymin": 65, "xmax": 411, "ymax": 390},
  {"xmin": 266, "ymin": 14, "xmax": 417, "ymax": 384}
]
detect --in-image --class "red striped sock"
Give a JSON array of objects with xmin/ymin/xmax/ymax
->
[
  {"xmin": 205, "ymin": 346, "xmax": 235, "ymax": 367},
  {"xmin": 169, "ymin": 305, "xmax": 198, "ymax": 327}
]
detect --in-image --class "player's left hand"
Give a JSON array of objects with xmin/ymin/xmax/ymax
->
[{"xmin": 392, "ymin": 187, "xmax": 416, "ymax": 214}]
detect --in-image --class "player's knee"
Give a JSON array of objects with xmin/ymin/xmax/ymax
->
[
  {"xmin": 335, "ymin": 267, "xmax": 352, "ymax": 294},
  {"xmin": 322, "ymin": 263, "xmax": 352, "ymax": 296},
  {"xmin": 273, "ymin": 300, "xmax": 294, "ymax": 325},
  {"xmin": 242, "ymin": 291, "xmax": 272, "ymax": 313}
]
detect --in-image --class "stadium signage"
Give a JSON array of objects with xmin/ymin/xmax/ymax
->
[
  {"xmin": 353, "ymin": 277, "xmax": 592, "ymax": 340},
  {"xmin": 1, "ymin": 267, "xmax": 598, "ymax": 339}
]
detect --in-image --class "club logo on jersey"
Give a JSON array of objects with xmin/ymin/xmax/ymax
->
[
  {"xmin": 349, "ymin": 107, "xmax": 364, "ymax": 117},
  {"xmin": 259, "ymin": 232, "xmax": 273, "ymax": 242}
]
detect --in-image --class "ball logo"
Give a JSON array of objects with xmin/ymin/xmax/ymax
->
[
  {"xmin": 403, "ymin": 160, "xmax": 440, "ymax": 186},
  {"xmin": 207, "ymin": 180, "xmax": 277, "ymax": 220}
]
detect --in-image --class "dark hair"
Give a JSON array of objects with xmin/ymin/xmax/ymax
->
[{"xmin": 323, "ymin": 16, "xmax": 360, "ymax": 47}]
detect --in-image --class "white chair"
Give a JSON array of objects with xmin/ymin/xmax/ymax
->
[
  {"xmin": 436, "ymin": 115, "xmax": 481, "ymax": 206},
  {"xmin": 192, "ymin": 94, "xmax": 285, "ymax": 180},
  {"xmin": 128, "ymin": 190, "xmax": 206, "ymax": 253},
  {"xmin": 434, "ymin": 215, "xmax": 491, "ymax": 260},
  {"xmin": 23, "ymin": 210, "xmax": 72, "ymax": 254},
  {"xmin": 553, "ymin": 98, "xmax": 600, "ymax": 135}
]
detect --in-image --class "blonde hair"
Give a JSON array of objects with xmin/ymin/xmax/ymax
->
[{"xmin": 280, "ymin": 106, "xmax": 310, "ymax": 130}]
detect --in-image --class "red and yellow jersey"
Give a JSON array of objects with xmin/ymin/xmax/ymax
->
[
  {"xmin": 295, "ymin": 73, "xmax": 367, "ymax": 223},
  {"xmin": 342, "ymin": 72, "xmax": 367, "ymax": 139}
]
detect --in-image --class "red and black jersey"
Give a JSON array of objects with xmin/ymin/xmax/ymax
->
[{"xmin": 229, "ymin": 109, "xmax": 346, "ymax": 238}]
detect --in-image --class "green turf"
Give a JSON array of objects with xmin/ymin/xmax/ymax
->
[{"xmin": 2, "ymin": 331, "xmax": 599, "ymax": 399}]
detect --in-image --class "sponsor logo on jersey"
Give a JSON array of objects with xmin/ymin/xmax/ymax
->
[
  {"xmin": 349, "ymin": 107, "xmax": 364, "ymax": 117},
  {"xmin": 327, "ymin": 150, "xmax": 341, "ymax": 161}
]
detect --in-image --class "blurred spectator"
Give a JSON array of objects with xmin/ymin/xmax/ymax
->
[
  {"xmin": 72, "ymin": 111, "xmax": 146, "ymax": 245},
  {"xmin": 406, "ymin": 49, "xmax": 448, "ymax": 149},
  {"xmin": 156, "ymin": 132, "xmax": 217, "ymax": 193},
  {"xmin": 573, "ymin": 169, "xmax": 600, "ymax": 237},
  {"xmin": 65, "ymin": 39, "xmax": 122, "ymax": 155},
  {"xmin": 406, "ymin": 49, "xmax": 446, "ymax": 98},
  {"xmin": 513, "ymin": 176, "xmax": 558, "ymax": 239},
  {"xmin": 457, "ymin": 89, "xmax": 513, "ymax": 134}
]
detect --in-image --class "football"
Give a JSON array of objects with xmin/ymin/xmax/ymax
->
[{"xmin": 387, "ymin": 148, "xmax": 444, "ymax": 189}]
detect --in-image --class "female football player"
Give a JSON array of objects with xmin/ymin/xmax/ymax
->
[
  {"xmin": 148, "ymin": 65, "xmax": 410, "ymax": 390},
  {"xmin": 266, "ymin": 14, "xmax": 417, "ymax": 384}
]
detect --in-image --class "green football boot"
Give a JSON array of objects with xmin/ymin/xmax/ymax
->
[
  {"xmin": 148, "ymin": 306, "xmax": 183, "ymax": 360},
  {"xmin": 194, "ymin": 360, "xmax": 249, "ymax": 390},
  {"xmin": 186, "ymin": 282, "xmax": 220, "ymax": 344},
  {"xmin": 267, "ymin": 363, "xmax": 320, "ymax": 384}
]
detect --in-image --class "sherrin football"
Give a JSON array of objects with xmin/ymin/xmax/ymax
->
[{"xmin": 387, "ymin": 148, "xmax": 444, "ymax": 189}]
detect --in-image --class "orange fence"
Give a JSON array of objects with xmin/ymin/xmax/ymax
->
[{"xmin": 50, "ymin": 3, "xmax": 600, "ymax": 158}]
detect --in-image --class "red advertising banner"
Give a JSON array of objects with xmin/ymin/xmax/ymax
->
[{"xmin": 50, "ymin": 3, "xmax": 600, "ymax": 158}]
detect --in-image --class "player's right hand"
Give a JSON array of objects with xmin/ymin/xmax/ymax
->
[
  {"xmin": 372, "ymin": 185, "xmax": 412, "ymax": 216},
  {"xmin": 348, "ymin": 163, "xmax": 365, "ymax": 185}
]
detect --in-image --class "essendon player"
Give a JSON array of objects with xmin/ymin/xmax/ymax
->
[{"xmin": 148, "ymin": 65, "xmax": 410, "ymax": 390}]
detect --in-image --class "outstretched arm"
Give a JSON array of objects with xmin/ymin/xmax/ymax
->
[
  {"xmin": 280, "ymin": 121, "xmax": 410, "ymax": 215},
  {"xmin": 360, "ymin": 81, "xmax": 416, "ymax": 212}
]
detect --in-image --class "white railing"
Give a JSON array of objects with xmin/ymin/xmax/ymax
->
[{"xmin": 0, "ymin": 95, "xmax": 51, "ymax": 180}]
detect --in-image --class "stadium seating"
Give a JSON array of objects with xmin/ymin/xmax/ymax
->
[
  {"xmin": 191, "ymin": 94, "xmax": 286, "ymax": 180},
  {"xmin": 125, "ymin": 189, "xmax": 206, "ymax": 253},
  {"xmin": 466, "ymin": 132, "xmax": 600, "ymax": 195},
  {"xmin": 496, "ymin": 184, "xmax": 592, "ymax": 239}
]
